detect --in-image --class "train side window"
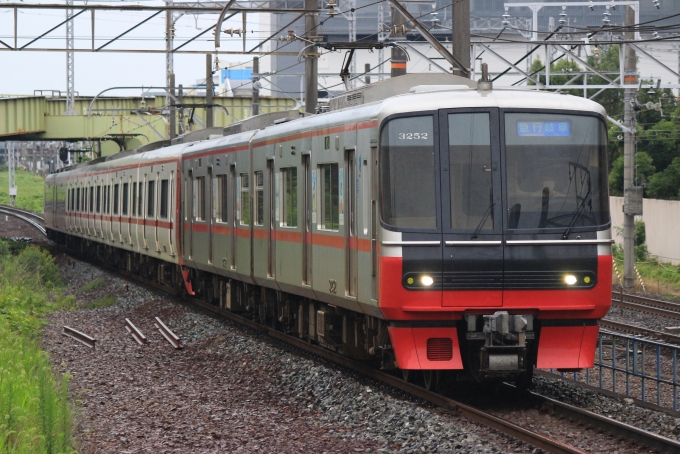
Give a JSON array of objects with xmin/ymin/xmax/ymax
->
[
  {"xmin": 281, "ymin": 167, "xmax": 298, "ymax": 227},
  {"xmin": 89, "ymin": 187, "xmax": 94, "ymax": 213},
  {"xmin": 147, "ymin": 180, "xmax": 155, "ymax": 218},
  {"xmin": 160, "ymin": 179, "xmax": 169, "ymax": 219},
  {"xmin": 138, "ymin": 182, "xmax": 144, "ymax": 217},
  {"xmin": 319, "ymin": 163, "xmax": 339, "ymax": 230},
  {"xmin": 122, "ymin": 183, "xmax": 129, "ymax": 215},
  {"xmin": 113, "ymin": 184, "xmax": 120, "ymax": 215},
  {"xmin": 96, "ymin": 186, "xmax": 101, "ymax": 213},
  {"xmin": 193, "ymin": 177, "xmax": 205, "ymax": 221},
  {"xmin": 254, "ymin": 171, "xmax": 264, "ymax": 226},
  {"xmin": 106, "ymin": 185, "xmax": 111, "ymax": 214},
  {"xmin": 132, "ymin": 183, "xmax": 137, "ymax": 216},
  {"xmin": 215, "ymin": 175, "xmax": 227, "ymax": 223},
  {"xmin": 240, "ymin": 173, "xmax": 250, "ymax": 226},
  {"xmin": 76, "ymin": 188, "xmax": 81, "ymax": 212},
  {"xmin": 67, "ymin": 189, "xmax": 71, "ymax": 211}
]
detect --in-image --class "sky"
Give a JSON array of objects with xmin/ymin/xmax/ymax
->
[{"xmin": 0, "ymin": 1, "xmax": 270, "ymax": 97}]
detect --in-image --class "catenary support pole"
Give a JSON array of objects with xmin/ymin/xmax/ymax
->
[
  {"xmin": 623, "ymin": 5, "xmax": 637, "ymax": 289},
  {"xmin": 390, "ymin": 3, "xmax": 407, "ymax": 77},
  {"xmin": 252, "ymin": 56, "xmax": 260, "ymax": 116},
  {"xmin": 451, "ymin": 0, "xmax": 470, "ymax": 78},
  {"xmin": 304, "ymin": 0, "xmax": 318, "ymax": 114},
  {"xmin": 206, "ymin": 54, "xmax": 214, "ymax": 128},
  {"xmin": 169, "ymin": 73, "xmax": 176, "ymax": 140}
]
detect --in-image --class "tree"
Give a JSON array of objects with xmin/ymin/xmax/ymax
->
[
  {"xmin": 608, "ymin": 151, "xmax": 655, "ymax": 197},
  {"xmin": 647, "ymin": 157, "xmax": 680, "ymax": 200},
  {"xmin": 638, "ymin": 119, "xmax": 680, "ymax": 171},
  {"xmin": 527, "ymin": 57, "xmax": 582, "ymax": 97}
]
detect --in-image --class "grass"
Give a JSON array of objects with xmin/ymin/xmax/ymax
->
[
  {"xmin": 635, "ymin": 260, "xmax": 680, "ymax": 297},
  {"xmin": 0, "ymin": 239, "xmax": 75, "ymax": 452},
  {"xmin": 0, "ymin": 168, "xmax": 45, "ymax": 213},
  {"xmin": 82, "ymin": 296, "xmax": 117, "ymax": 309},
  {"xmin": 78, "ymin": 279, "xmax": 105, "ymax": 294}
]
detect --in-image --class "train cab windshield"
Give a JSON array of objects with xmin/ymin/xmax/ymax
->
[{"xmin": 380, "ymin": 111, "xmax": 609, "ymax": 233}]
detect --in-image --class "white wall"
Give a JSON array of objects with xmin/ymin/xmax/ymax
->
[{"xmin": 610, "ymin": 197, "xmax": 680, "ymax": 265}]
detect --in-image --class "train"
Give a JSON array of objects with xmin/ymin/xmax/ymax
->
[{"xmin": 44, "ymin": 73, "xmax": 613, "ymax": 389}]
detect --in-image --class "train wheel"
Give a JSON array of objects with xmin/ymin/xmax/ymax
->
[
  {"xmin": 423, "ymin": 370, "xmax": 437, "ymax": 391},
  {"xmin": 402, "ymin": 369, "xmax": 412, "ymax": 382}
]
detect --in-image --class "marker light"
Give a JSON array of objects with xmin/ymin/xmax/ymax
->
[
  {"xmin": 565, "ymin": 275, "xmax": 578, "ymax": 285},
  {"xmin": 421, "ymin": 275, "xmax": 434, "ymax": 287}
]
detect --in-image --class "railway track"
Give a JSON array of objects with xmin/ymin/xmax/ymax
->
[
  {"xmin": 612, "ymin": 291, "xmax": 680, "ymax": 320},
  {"xmin": 0, "ymin": 204, "xmax": 46, "ymax": 236},
  {"xmin": 108, "ymin": 266, "xmax": 680, "ymax": 454},
  {"xmin": 600, "ymin": 319, "xmax": 680, "ymax": 344}
]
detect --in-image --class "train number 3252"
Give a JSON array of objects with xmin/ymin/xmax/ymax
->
[{"xmin": 398, "ymin": 133, "xmax": 428, "ymax": 140}]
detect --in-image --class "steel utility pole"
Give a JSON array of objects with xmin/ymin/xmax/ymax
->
[
  {"xmin": 304, "ymin": 0, "xmax": 319, "ymax": 114},
  {"xmin": 166, "ymin": 0, "xmax": 176, "ymax": 139},
  {"xmin": 451, "ymin": 0, "xmax": 470, "ymax": 77},
  {"xmin": 64, "ymin": 0, "xmax": 77, "ymax": 115},
  {"xmin": 390, "ymin": 4, "xmax": 408, "ymax": 77},
  {"xmin": 8, "ymin": 142, "xmax": 17, "ymax": 207},
  {"xmin": 623, "ymin": 5, "xmax": 638, "ymax": 289},
  {"xmin": 206, "ymin": 54, "xmax": 214, "ymax": 128},
  {"xmin": 252, "ymin": 57, "xmax": 260, "ymax": 116}
]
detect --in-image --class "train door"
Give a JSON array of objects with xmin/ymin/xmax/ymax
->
[
  {"xmin": 370, "ymin": 146, "xmax": 378, "ymax": 301},
  {"xmin": 302, "ymin": 154, "xmax": 312, "ymax": 286},
  {"xmin": 230, "ymin": 164, "xmax": 237, "ymax": 269},
  {"xmin": 52, "ymin": 184, "xmax": 58, "ymax": 228},
  {"xmin": 439, "ymin": 109, "xmax": 503, "ymax": 307},
  {"xmin": 345, "ymin": 149, "xmax": 358, "ymax": 297},
  {"xmin": 208, "ymin": 166, "xmax": 213, "ymax": 265},
  {"xmin": 267, "ymin": 159, "xmax": 275, "ymax": 278}
]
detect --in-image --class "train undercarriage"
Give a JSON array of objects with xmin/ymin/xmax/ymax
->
[{"xmin": 50, "ymin": 230, "xmax": 538, "ymax": 390}]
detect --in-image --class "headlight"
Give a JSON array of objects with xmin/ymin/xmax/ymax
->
[
  {"xmin": 564, "ymin": 275, "xmax": 577, "ymax": 285},
  {"xmin": 421, "ymin": 275, "xmax": 434, "ymax": 286}
]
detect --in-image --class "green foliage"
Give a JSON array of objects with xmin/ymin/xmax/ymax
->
[
  {"xmin": 638, "ymin": 120, "xmax": 680, "ymax": 171},
  {"xmin": 78, "ymin": 279, "xmax": 105, "ymax": 293},
  {"xmin": 528, "ymin": 57, "xmax": 583, "ymax": 97},
  {"xmin": 647, "ymin": 157, "xmax": 680, "ymax": 200},
  {"xmin": 0, "ymin": 328, "xmax": 73, "ymax": 453},
  {"xmin": 82, "ymin": 296, "xmax": 117, "ymax": 309},
  {"xmin": 635, "ymin": 220, "xmax": 646, "ymax": 245},
  {"xmin": 0, "ymin": 247, "xmax": 75, "ymax": 452},
  {"xmin": 0, "ymin": 168, "xmax": 45, "ymax": 213},
  {"xmin": 608, "ymin": 153, "xmax": 655, "ymax": 197}
]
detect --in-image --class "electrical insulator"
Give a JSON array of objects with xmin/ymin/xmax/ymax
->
[
  {"xmin": 326, "ymin": 0, "xmax": 338, "ymax": 16},
  {"xmin": 589, "ymin": 0, "xmax": 594, "ymax": 11},
  {"xmin": 653, "ymin": 0, "xmax": 660, "ymax": 9},
  {"xmin": 558, "ymin": 6, "xmax": 567, "ymax": 25},
  {"xmin": 602, "ymin": 6, "xmax": 611, "ymax": 25}
]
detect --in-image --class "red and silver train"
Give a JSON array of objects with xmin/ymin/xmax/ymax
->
[{"xmin": 45, "ymin": 74, "xmax": 613, "ymax": 387}]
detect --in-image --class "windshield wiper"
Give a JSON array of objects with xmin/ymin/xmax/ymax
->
[
  {"xmin": 562, "ymin": 190, "xmax": 593, "ymax": 239},
  {"xmin": 471, "ymin": 203, "xmax": 494, "ymax": 239}
]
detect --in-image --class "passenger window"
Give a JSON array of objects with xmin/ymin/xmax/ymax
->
[
  {"xmin": 147, "ymin": 180, "xmax": 155, "ymax": 217},
  {"xmin": 96, "ymin": 186, "xmax": 101, "ymax": 213},
  {"xmin": 281, "ymin": 167, "xmax": 297, "ymax": 227},
  {"xmin": 160, "ymin": 179, "xmax": 169, "ymax": 219},
  {"xmin": 113, "ymin": 184, "xmax": 120, "ymax": 215},
  {"xmin": 89, "ymin": 187, "xmax": 94, "ymax": 213},
  {"xmin": 122, "ymin": 183, "xmax": 129, "ymax": 215},
  {"xmin": 215, "ymin": 175, "xmax": 228, "ymax": 223},
  {"xmin": 255, "ymin": 171, "xmax": 264, "ymax": 226},
  {"xmin": 319, "ymin": 163, "xmax": 339, "ymax": 230},
  {"xmin": 240, "ymin": 174, "xmax": 250, "ymax": 226},
  {"xmin": 193, "ymin": 177, "xmax": 205, "ymax": 221},
  {"xmin": 131, "ymin": 183, "xmax": 137, "ymax": 216},
  {"xmin": 137, "ymin": 182, "xmax": 144, "ymax": 217}
]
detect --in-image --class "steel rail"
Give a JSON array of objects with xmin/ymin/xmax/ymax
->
[
  {"xmin": 124, "ymin": 318, "xmax": 147, "ymax": 345},
  {"xmin": 0, "ymin": 208, "xmax": 47, "ymax": 236},
  {"xmin": 62, "ymin": 326, "xmax": 96, "ymax": 348},
  {"xmin": 0, "ymin": 204, "xmax": 45, "ymax": 222},
  {"xmin": 612, "ymin": 293, "xmax": 680, "ymax": 320},
  {"xmin": 185, "ymin": 297, "xmax": 585, "ymax": 454},
  {"xmin": 600, "ymin": 319, "xmax": 680, "ymax": 344},
  {"xmin": 83, "ymin": 261, "xmax": 680, "ymax": 453},
  {"xmin": 154, "ymin": 317, "xmax": 181, "ymax": 349}
]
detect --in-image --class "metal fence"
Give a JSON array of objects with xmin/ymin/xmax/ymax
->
[{"xmin": 549, "ymin": 330, "xmax": 680, "ymax": 411}]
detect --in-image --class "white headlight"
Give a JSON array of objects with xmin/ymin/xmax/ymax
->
[
  {"xmin": 565, "ymin": 275, "xmax": 577, "ymax": 285},
  {"xmin": 421, "ymin": 275, "xmax": 434, "ymax": 286}
]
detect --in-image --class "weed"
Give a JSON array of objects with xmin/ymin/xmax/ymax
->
[
  {"xmin": 78, "ymin": 279, "xmax": 105, "ymax": 294},
  {"xmin": 82, "ymin": 296, "xmax": 117, "ymax": 309}
]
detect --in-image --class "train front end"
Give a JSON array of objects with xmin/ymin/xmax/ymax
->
[{"xmin": 378, "ymin": 90, "xmax": 612, "ymax": 382}]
